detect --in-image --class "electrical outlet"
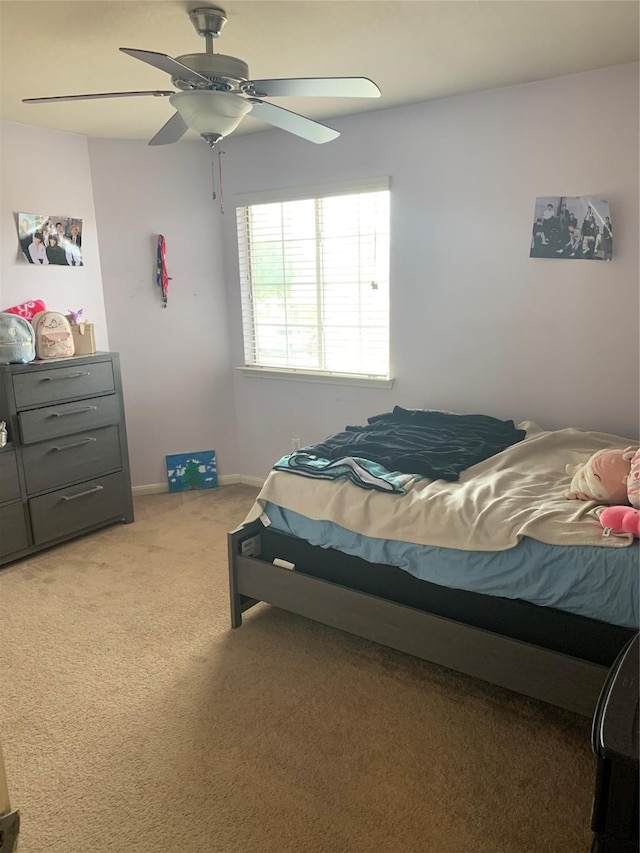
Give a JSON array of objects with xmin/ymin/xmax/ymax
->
[{"xmin": 291, "ymin": 438, "xmax": 302, "ymax": 451}]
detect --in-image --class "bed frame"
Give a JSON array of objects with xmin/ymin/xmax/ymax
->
[{"xmin": 228, "ymin": 521, "xmax": 635, "ymax": 717}]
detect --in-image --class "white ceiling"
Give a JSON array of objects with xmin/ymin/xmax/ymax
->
[{"xmin": 1, "ymin": 1, "xmax": 638, "ymax": 144}]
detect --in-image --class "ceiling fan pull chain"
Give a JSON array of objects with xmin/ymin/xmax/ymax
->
[
  {"xmin": 218, "ymin": 150, "xmax": 226, "ymax": 214},
  {"xmin": 210, "ymin": 149, "xmax": 217, "ymax": 201},
  {"xmin": 210, "ymin": 149, "xmax": 225, "ymax": 213}
]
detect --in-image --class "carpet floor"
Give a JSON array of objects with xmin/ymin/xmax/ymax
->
[{"xmin": 0, "ymin": 486, "xmax": 595, "ymax": 853}]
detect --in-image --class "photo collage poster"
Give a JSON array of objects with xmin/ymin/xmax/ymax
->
[{"xmin": 17, "ymin": 212, "xmax": 84, "ymax": 266}]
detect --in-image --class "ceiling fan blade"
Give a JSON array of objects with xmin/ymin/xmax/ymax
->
[
  {"xmin": 244, "ymin": 77, "xmax": 381, "ymax": 99},
  {"xmin": 119, "ymin": 48, "xmax": 211, "ymax": 86},
  {"xmin": 23, "ymin": 90, "xmax": 174, "ymax": 104},
  {"xmin": 248, "ymin": 100, "xmax": 339, "ymax": 144},
  {"xmin": 148, "ymin": 112, "xmax": 189, "ymax": 146}
]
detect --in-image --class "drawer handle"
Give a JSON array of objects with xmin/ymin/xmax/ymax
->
[
  {"xmin": 50, "ymin": 437, "xmax": 97, "ymax": 452},
  {"xmin": 60, "ymin": 485, "xmax": 104, "ymax": 502},
  {"xmin": 43, "ymin": 372, "xmax": 91, "ymax": 381},
  {"xmin": 49, "ymin": 406, "xmax": 97, "ymax": 418}
]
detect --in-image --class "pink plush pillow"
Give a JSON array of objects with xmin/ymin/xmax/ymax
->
[{"xmin": 3, "ymin": 299, "xmax": 46, "ymax": 321}]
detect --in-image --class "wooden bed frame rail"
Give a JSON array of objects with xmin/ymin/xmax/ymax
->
[{"xmin": 228, "ymin": 522, "xmax": 609, "ymax": 717}]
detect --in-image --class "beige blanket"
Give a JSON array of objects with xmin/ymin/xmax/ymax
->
[{"xmin": 245, "ymin": 421, "xmax": 639, "ymax": 550}]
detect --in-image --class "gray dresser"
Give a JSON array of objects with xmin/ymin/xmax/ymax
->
[{"xmin": 0, "ymin": 352, "xmax": 133, "ymax": 566}]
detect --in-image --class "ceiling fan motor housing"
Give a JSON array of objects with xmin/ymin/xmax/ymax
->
[{"xmin": 172, "ymin": 53, "xmax": 249, "ymax": 90}]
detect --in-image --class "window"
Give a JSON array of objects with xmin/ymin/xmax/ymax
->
[{"xmin": 235, "ymin": 179, "xmax": 390, "ymax": 381}]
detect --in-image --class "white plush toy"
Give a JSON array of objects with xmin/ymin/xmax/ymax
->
[{"xmin": 565, "ymin": 447, "xmax": 638, "ymax": 505}]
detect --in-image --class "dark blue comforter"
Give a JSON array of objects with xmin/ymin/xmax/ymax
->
[{"xmin": 299, "ymin": 406, "xmax": 526, "ymax": 481}]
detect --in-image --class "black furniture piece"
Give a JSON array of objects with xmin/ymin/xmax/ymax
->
[
  {"xmin": 591, "ymin": 632, "xmax": 639, "ymax": 853},
  {"xmin": 0, "ymin": 352, "xmax": 133, "ymax": 567}
]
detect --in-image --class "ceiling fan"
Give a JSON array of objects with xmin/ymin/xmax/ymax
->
[{"xmin": 22, "ymin": 5, "xmax": 381, "ymax": 147}]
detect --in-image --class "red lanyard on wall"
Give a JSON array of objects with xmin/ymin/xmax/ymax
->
[{"xmin": 156, "ymin": 234, "xmax": 171, "ymax": 308}]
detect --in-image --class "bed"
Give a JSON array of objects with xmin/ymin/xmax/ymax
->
[{"xmin": 227, "ymin": 411, "xmax": 638, "ymax": 717}]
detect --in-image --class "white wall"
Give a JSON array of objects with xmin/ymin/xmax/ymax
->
[
  {"xmin": 220, "ymin": 63, "xmax": 640, "ymax": 479},
  {"xmin": 10, "ymin": 65, "xmax": 634, "ymax": 488},
  {"xmin": 88, "ymin": 139, "xmax": 237, "ymax": 488},
  {"xmin": 0, "ymin": 121, "xmax": 108, "ymax": 347}
]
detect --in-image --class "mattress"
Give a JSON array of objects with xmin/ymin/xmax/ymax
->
[{"xmin": 261, "ymin": 502, "xmax": 640, "ymax": 630}]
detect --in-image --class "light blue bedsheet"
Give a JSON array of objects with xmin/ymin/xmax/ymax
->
[{"xmin": 262, "ymin": 502, "xmax": 640, "ymax": 630}]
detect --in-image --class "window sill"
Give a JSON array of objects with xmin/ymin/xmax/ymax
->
[{"xmin": 236, "ymin": 366, "xmax": 394, "ymax": 389}]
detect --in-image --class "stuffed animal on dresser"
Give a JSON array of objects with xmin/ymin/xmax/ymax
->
[{"xmin": 565, "ymin": 447, "xmax": 637, "ymax": 505}]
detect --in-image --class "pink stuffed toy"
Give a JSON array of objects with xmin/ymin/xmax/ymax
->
[
  {"xmin": 599, "ymin": 505, "xmax": 640, "ymax": 538},
  {"xmin": 627, "ymin": 449, "xmax": 640, "ymax": 509}
]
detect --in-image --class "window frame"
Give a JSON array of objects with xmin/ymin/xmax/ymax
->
[{"xmin": 233, "ymin": 178, "xmax": 393, "ymax": 387}]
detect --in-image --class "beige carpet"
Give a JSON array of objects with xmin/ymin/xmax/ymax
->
[{"xmin": 0, "ymin": 486, "xmax": 595, "ymax": 853}]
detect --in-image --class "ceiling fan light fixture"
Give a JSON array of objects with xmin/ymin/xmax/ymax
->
[{"xmin": 169, "ymin": 90, "xmax": 251, "ymax": 139}]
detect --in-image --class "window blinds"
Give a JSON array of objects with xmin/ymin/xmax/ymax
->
[{"xmin": 236, "ymin": 182, "xmax": 390, "ymax": 379}]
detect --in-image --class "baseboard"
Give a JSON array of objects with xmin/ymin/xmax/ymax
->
[
  {"xmin": 237, "ymin": 475, "xmax": 266, "ymax": 488},
  {"xmin": 132, "ymin": 483, "xmax": 169, "ymax": 495},
  {"xmin": 132, "ymin": 475, "xmax": 264, "ymax": 496}
]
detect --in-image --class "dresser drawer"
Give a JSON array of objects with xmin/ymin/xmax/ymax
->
[
  {"xmin": 19, "ymin": 393, "xmax": 121, "ymax": 445},
  {"xmin": 13, "ymin": 360, "xmax": 114, "ymax": 409},
  {"xmin": 0, "ymin": 451, "xmax": 20, "ymax": 503},
  {"xmin": 0, "ymin": 502, "xmax": 29, "ymax": 557},
  {"xmin": 29, "ymin": 471, "xmax": 128, "ymax": 544},
  {"xmin": 22, "ymin": 425, "xmax": 122, "ymax": 494}
]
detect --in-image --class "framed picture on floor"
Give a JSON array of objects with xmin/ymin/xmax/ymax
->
[{"xmin": 166, "ymin": 451, "xmax": 218, "ymax": 493}]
